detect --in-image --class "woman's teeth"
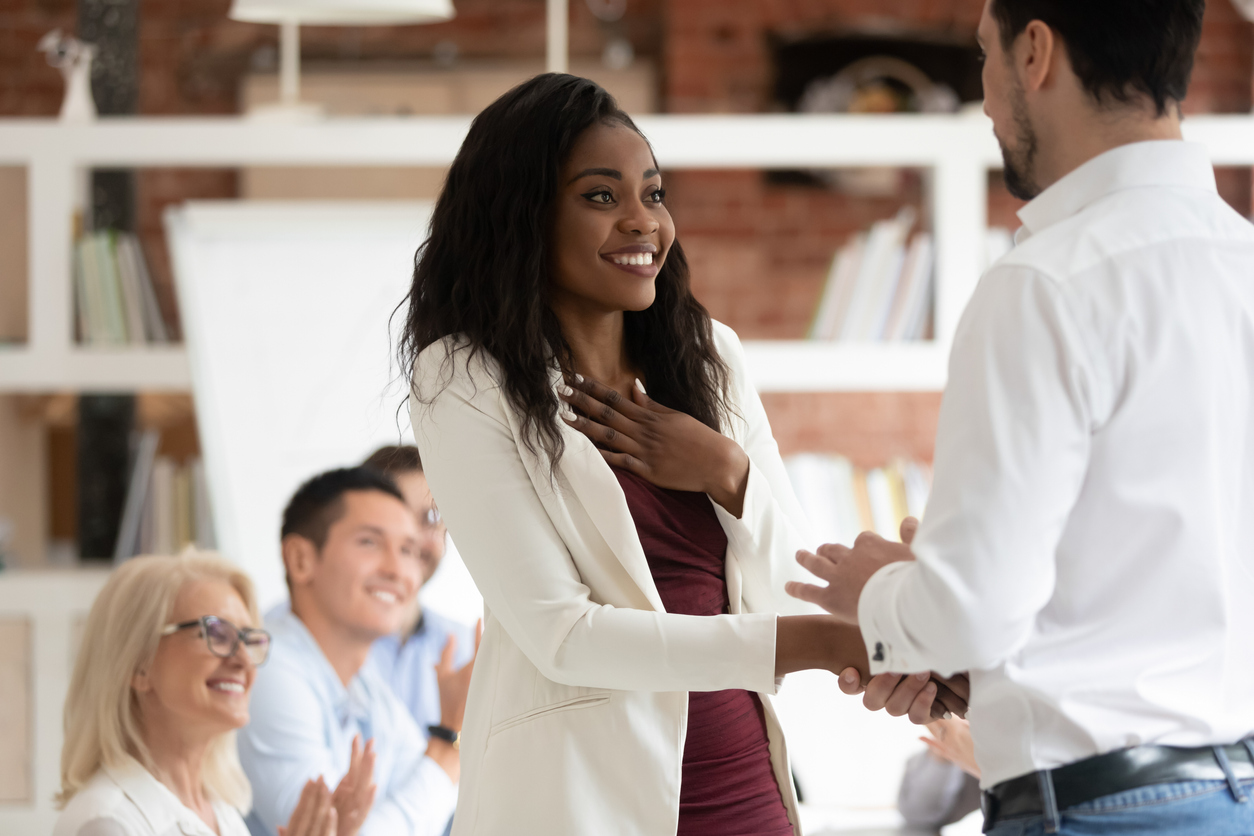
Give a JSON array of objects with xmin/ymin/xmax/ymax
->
[
  {"xmin": 610, "ymin": 252, "xmax": 653, "ymax": 266},
  {"xmin": 371, "ymin": 589, "xmax": 399, "ymax": 605},
  {"xmin": 209, "ymin": 681, "xmax": 245, "ymax": 694}
]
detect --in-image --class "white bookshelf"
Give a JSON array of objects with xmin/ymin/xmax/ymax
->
[{"xmin": 1, "ymin": 113, "xmax": 1253, "ymax": 394}]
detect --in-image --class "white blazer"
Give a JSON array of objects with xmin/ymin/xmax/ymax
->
[
  {"xmin": 53, "ymin": 757, "xmax": 250, "ymax": 836},
  {"xmin": 412, "ymin": 321, "xmax": 819, "ymax": 836}
]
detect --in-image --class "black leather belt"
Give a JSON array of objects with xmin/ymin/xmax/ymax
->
[{"xmin": 981, "ymin": 737, "xmax": 1254, "ymax": 832}]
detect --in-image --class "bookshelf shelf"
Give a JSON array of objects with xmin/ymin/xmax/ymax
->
[
  {"xmin": 744, "ymin": 341, "xmax": 947, "ymax": 392},
  {"xmin": 1, "ymin": 112, "xmax": 1252, "ymax": 397},
  {"xmin": 0, "ymin": 346, "xmax": 190, "ymax": 392}
]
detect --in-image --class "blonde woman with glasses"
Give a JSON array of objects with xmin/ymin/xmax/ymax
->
[{"xmin": 54, "ymin": 553, "xmax": 349, "ymax": 836}]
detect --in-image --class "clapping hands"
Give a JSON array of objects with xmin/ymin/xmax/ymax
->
[{"xmin": 278, "ymin": 735, "xmax": 376, "ymax": 836}]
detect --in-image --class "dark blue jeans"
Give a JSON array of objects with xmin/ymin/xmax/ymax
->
[{"xmin": 985, "ymin": 778, "xmax": 1254, "ymax": 836}]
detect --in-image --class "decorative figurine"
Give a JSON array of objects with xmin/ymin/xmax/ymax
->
[{"xmin": 37, "ymin": 29, "xmax": 98, "ymax": 122}]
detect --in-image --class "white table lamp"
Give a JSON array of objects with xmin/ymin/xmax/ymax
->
[{"xmin": 229, "ymin": 0, "xmax": 455, "ymax": 118}]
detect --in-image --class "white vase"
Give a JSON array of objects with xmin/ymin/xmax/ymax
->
[{"xmin": 60, "ymin": 45, "xmax": 97, "ymax": 122}]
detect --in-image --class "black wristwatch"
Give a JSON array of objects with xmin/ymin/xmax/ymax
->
[{"xmin": 427, "ymin": 725, "xmax": 460, "ymax": 750}]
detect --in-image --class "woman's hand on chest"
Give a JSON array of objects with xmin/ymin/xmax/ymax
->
[{"xmin": 559, "ymin": 375, "xmax": 750, "ymax": 517}]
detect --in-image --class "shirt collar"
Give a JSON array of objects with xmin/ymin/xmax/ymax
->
[
  {"xmin": 1016, "ymin": 140, "xmax": 1217, "ymax": 240},
  {"xmin": 102, "ymin": 756, "xmax": 222, "ymax": 836},
  {"xmin": 268, "ymin": 606, "xmax": 376, "ymax": 729}
]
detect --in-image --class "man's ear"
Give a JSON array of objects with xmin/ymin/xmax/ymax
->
[
  {"xmin": 1018, "ymin": 19, "xmax": 1058, "ymax": 94},
  {"xmin": 282, "ymin": 534, "xmax": 320, "ymax": 590}
]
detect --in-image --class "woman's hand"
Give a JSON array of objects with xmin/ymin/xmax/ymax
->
[
  {"xmin": 559, "ymin": 375, "xmax": 751, "ymax": 516},
  {"xmin": 279, "ymin": 778, "xmax": 338, "ymax": 836},
  {"xmin": 331, "ymin": 736, "xmax": 377, "ymax": 836}
]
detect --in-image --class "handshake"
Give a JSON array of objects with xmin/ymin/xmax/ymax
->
[{"xmin": 786, "ymin": 516, "xmax": 969, "ymax": 726}]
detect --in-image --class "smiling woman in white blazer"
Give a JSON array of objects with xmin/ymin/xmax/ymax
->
[{"xmin": 401, "ymin": 74, "xmax": 947, "ymax": 836}]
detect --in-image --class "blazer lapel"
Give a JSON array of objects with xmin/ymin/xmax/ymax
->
[{"xmin": 557, "ymin": 424, "xmax": 667, "ymax": 613}]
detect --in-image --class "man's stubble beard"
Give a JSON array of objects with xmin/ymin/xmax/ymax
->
[{"xmin": 1000, "ymin": 80, "xmax": 1042, "ymax": 201}]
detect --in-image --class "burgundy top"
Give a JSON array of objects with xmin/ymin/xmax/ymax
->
[{"xmin": 613, "ymin": 467, "xmax": 794, "ymax": 836}]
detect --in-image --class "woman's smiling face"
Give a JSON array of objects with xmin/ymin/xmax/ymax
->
[{"xmin": 550, "ymin": 121, "xmax": 676, "ymax": 316}]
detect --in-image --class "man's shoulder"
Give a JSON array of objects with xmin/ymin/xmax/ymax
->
[{"xmin": 1002, "ymin": 184, "xmax": 1254, "ymax": 286}]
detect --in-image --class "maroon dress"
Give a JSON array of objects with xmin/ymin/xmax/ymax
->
[{"xmin": 613, "ymin": 467, "xmax": 795, "ymax": 836}]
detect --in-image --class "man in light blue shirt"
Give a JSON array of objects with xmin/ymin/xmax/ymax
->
[
  {"xmin": 240, "ymin": 467, "xmax": 475, "ymax": 836},
  {"xmin": 361, "ymin": 446, "xmax": 476, "ymax": 733}
]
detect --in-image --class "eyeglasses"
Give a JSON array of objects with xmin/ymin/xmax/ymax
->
[
  {"xmin": 160, "ymin": 615, "xmax": 271, "ymax": 666},
  {"xmin": 418, "ymin": 507, "xmax": 444, "ymax": 532}
]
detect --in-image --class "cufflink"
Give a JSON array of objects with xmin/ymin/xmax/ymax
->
[{"xmin": 873, "ymin": 642, "xmax": 885, "ymax": 663}]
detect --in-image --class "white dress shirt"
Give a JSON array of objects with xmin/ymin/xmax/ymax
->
[
  {"xmin": 53, "ymin": 757, "xmax": 250, "ymax": 836},
  {"xmin": 239, "ymin": 608, "xmax": 456, "ymax": 836},
  {"xmin": 858, "ymin": 140, "xmax": 1254, "ymax": 788}
]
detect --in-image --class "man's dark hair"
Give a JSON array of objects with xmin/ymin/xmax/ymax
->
[
  {"xmin": 990, "ymin": 0, "xmax": 1204, "ymax": 116},
  {"xmin": 362, "ymin": 445, "xmax": 423, "ymax": 477},
  {"xmin": 281, "ymin": 467, "xmax": 406, "ymax": 551}
]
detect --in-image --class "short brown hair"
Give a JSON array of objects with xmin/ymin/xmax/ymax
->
[{"xmin": 362, "ymin": 445, "xmax": 423, "ymax": 477}]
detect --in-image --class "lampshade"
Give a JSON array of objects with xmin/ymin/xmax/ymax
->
[{"xmin": 229, "ymin": 0, "xmax": 454, "ymax": 25}]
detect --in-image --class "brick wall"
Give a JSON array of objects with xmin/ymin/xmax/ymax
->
[{"xmin": 3, "ymin": 0, "xmax": 1251, "ymax": 466}]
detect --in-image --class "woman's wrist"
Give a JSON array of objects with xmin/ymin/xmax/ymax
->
[{"xmin": 774, "ymin": 615, "xmax": 870, "ymax": 680}]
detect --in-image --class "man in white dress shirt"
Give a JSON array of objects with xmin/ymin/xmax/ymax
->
[{"xmin": 789, "ymin": 0, "xmax": 1254, "ymax": 833}]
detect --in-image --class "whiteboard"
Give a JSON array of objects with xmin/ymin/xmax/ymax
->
[{"xmin": 166, "ymin": 200, "xmax": 480, "ymax": 619}]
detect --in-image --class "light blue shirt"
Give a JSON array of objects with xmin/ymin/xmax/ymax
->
[
  {"xmin": 239, "ymin": 608, "xmax": 456, "ymax": 836},
  {"xmin": 368, "ymin": 608, "xmax": 475, "ymax": 733}
]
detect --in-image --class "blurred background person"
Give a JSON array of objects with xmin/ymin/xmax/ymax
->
[
  {"xmin": 897, "ymin": 717, "xmax": 981, "ymax": 833},
  {"xmin": 239, "ymin": 467, "xmax": 476, "ymax": 836},
  {"xmin": 361, "ymin": 446, "xmax": 477, "ymax": 734},
  {"xmin": 54, "ymin": 552, "xmax": 339, "ymax": 836}
]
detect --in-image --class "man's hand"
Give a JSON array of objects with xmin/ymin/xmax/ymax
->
[
  {"xmin": 837, "ymin": 667, "xmax": 970, "ymax": 723},
  {"xmin": 435, "ymin": 619, "xmax": 482, "ymax": 732},
  {"xmin": 331, "ymin": 736, "xmax": 376, "ymax": 836},
  {"xmin": 786, "ymin": 518, "xmax": 920, "ymax": 622}
]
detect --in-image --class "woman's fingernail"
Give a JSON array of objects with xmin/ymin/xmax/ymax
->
[
  {"xmin": 634, "ymin": 377, "xmax": 646, "ymax": 393},
  {"xmin": 840, "ymin": 670, "xmax": 856, "ymax": 684},
  {"xmin": 560, "ymin": 406, "xmax": 575, "ymax": 421},
  {"xmin": 915, "ymin": 672, "xmax": 930, "ymax": 682},
  {"xmin": 574, "ymin": 373, "xmax": 584, "ymax": 384},
  {"xmin": 559, "ymin": 384, "xmax": 573, "ymax": 397}
]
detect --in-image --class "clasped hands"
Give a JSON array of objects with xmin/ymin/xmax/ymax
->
[
  {"xmin": 563, "ymin": 374, "xmax": 968, "ymax": 724},
  {"xmin": 790, "ymin": 516, "xmax": 969, "ymax": 723}
]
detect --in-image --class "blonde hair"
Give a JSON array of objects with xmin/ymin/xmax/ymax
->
[{"xmin": 57, "ymin": 550, "xmax": 259, "ymax": 810}]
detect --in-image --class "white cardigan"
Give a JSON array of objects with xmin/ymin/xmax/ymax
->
[{"xmin": 412, "ymin": 321, "xmax": 819, "ymax": 836}]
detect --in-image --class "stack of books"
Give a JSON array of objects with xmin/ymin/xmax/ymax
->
[
  {"xmin": 114, "ymin": 430, "xmax": 214, "ymax": 561},
  {"xmin": 74, "ymin": 230, "xmax": 170, "ymax": 345},
  {"xmin": 785, "ymin": 453, "xmax": 932, "ymax": 546},
  {"xmin": 807, "ymin": 208, "xmax": 933, "ymax": 342},
  {"xmin": 807, "ymin": 215, "xmax": 1017, "ymax": 342}
]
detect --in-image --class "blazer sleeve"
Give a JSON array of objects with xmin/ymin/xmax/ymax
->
[
  {"xmin": 411, "ymin": 343, "xmax": 780, "ymax": 695},
  {"xmin": 709, "ymin": 321, "xmax": 824, "ymax": 618}
]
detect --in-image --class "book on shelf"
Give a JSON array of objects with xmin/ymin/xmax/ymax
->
[
  {"xmin": 808, "ymin": 222, "xmax": 1014, "ymax": 343},
  {"xmin": 114, "ymin": 435, "xmax": 215, "ymax": 562},
  {"xmin": 785, "ymin": 453, "xmax": 932, "ymax": 546},
  {"xmin": 73, "ymin": 230, "xmax": 171, "ymax": 346}
]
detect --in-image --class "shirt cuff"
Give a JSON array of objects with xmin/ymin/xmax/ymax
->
[{"xmin": 858, "ymin": 560, "xmax": 924, "ymax": 675}]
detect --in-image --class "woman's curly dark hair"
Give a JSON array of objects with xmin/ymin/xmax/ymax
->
[{"xmin": 399, "ymin": 73, "xmax": 731, "ymax": 467}]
